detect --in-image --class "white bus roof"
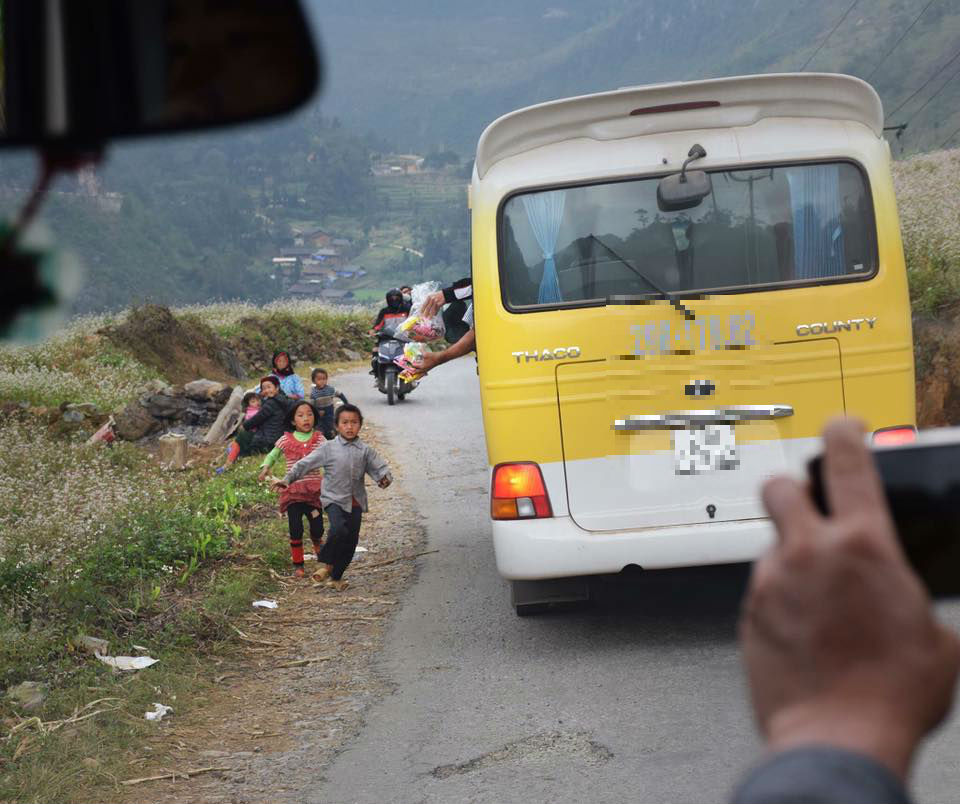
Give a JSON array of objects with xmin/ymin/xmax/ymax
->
[{"xmin": 475, "ymin": 73, "xmax": 883, "ymax": 179}]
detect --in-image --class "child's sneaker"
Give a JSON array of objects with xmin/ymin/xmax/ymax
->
[
  {"xmin": 293, "ymin": 566, "xmax": 306, "ymax": 578},
  {"xmin": 324, "ymin": 578, "xmax": 349, "ymax": 591}
]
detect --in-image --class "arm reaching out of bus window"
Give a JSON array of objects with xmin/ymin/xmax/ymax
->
[
  {"xmin": 417, "ymin": 328, "xmax": 476, "ymax": 373},
  {"xmin": 421, "ymin": 278, "xmax": 472, "ymax": 318},
  {"xmin": 733, "ymin": 418, "xmax": 960, "ymax": 802}
]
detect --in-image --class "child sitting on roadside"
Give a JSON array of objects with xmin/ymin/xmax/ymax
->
[
  {"xmin": 272, "ymin": 404, "xmax": 391, "ymax": 591},
  {"xmin": 216, "ymin": 392, "xmax": 262, "ymax": 473},
  {"xmin": 309, "ymin": 367, "xmax": 349, "ymax": 440},
  {"xmin": 258, "ymin": 401, "xmax": 326, "ymax": 577},
  {"xmin": 242, "ymin": 391, "xmax": 262, "ymax": 420}
]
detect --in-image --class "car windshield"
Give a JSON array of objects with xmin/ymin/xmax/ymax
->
[{"xmin": 499, "ymin": 161, "xmax": 876, "ymax": 309}]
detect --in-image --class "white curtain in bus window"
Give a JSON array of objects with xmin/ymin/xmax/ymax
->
[
  {"xmin": 521, "ymin": 190, "xmax": 566, "ymax": 303},
  {"xmin": 785, "ymin": 164, "xmax": 846, "ymax": 280}
]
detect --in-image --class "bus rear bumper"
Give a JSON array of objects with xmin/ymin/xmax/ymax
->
[{"xmin": 491, "ymin": 515, "xmax": 775, "ymax": 580}]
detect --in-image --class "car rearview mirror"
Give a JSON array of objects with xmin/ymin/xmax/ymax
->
[
  {"xmin": 0, "ymin": 0, "xmax": 321, "ymax": 147},
  {"xmin": 657, "ymin": 170, "xmax": 712, "ymax": 212}
]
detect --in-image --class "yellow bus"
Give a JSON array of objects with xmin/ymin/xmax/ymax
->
[{"xmin": 470, "ymin": 73, "xmax": 916, "ymax": 614}]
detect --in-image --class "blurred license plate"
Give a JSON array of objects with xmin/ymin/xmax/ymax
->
[{"xmin": 673, "ymin": 425, "xmax": 739, "ymax": 475}]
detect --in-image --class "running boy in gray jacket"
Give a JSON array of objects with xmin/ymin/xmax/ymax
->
[{"xmin": 272, "ymin": 403, "xmax": 391, "ymax": 590}]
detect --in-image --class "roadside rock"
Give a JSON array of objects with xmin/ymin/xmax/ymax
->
[
  {"xmin": 114, "ymin": 402, "xmax": 162, "ymax": 441},
  {"xmin": 109, "ymin": 375, "xmax": 241, "ymax": 442},
  {"xmin": 343, "ymin": 349, "xmax": 364, "ymax": 362},
  {"xmin": 143, "ymin": 393, "xmax": 190, "ymax": 420},
  {"xmin": 64, "ymin": 402, "xmax": 102, "ymax": 418},
  {"xmin": 183, "ymin": 379, "xmax": 229, "ymax": 402},
  {"xmin": 218, "ymin": 347, "xmax": 247, "ymax": 381},
  {"xmin": 6, "ymin": 680, "xmax": 47, "ymax": 712},
  {"xmin": 139, "ymin": 379, "xmax": 174, "ymax": 399}
]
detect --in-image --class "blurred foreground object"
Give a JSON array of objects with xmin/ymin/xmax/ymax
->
[
  {"xmin": 0, "ymin": 0, "xmax": 321, "ymax": 146},
  {"xmin": 0, "ymin": 0, "xmax": 321, "ymax": 340},
  {"xmin": 0, "ymin": 220, "xmax": 81, "ymax": 341}
]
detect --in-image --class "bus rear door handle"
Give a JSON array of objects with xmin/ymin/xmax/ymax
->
[{"xmin": 613, "ymin": 404, "xmax": 794, "ymax": 430}]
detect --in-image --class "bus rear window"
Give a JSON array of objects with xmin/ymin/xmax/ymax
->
[{"xmin": 499, "ymin": 162, "xmax": 876, "ymax": 309}]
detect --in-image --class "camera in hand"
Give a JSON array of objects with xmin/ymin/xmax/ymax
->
[{"xmin": 808, "ymin": 427, "xmax": 960, "ymax": 598}]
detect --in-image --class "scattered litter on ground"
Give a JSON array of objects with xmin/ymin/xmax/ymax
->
[
  {"xmin": 111, "ymin": 420, "xmax": 426, "ymax": 804},
  {"xmin": 355, "ymin": 546, "xmax": 368, "ymax": 553},
  {"xmin": 144, "ymin": 703, "xmax": 174, "ymax": 722},
  {"xmin": 252, "ymin": 599, "xmax": 278, "ymax": 609},
  {"xmin": 86, "ymin": 416, "xmax": 116, "ymax": 446},
  {"xmin": 95, "ymin": 653, "xmax": 159, "ymax": 671},
  {"xmin": 132, "ymin": 644, "xmax": 149, "ymax": 652}
]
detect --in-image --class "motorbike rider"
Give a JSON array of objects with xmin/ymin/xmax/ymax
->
[{"xmin": 369, "ymin": 288, "xmax": 410, "ymax": 376}]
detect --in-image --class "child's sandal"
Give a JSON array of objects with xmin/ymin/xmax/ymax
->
[
  {"xmin": 293, "ymin": 566, "xmax": 306, "ymax": 578},
  {"xmin": 324, "ymin": 578, "xmax": 349, "ymax": 591},
  {"xmin": 311, "ymin": 566, "xmax": 331, "ymax": 583}
]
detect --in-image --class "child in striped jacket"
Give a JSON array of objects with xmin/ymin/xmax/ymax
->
[{"xmin": 258, "ymin": 400, "xmax": 326, "ymax": 577}]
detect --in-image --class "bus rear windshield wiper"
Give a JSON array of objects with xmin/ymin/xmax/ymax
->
[{"xmin": 587, "ymin": 233, "xmax": 696, "ymax": 321}]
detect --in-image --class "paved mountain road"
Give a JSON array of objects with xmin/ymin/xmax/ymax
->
[{"xmin": 306, "ymin": 358, "xmax": 960, "ymax": 804}]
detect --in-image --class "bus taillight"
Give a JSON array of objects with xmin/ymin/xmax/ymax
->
[
  {"xmin": 872, "ymin": 426, "xmax": 917, "ymax": 446},
  {"xmin": 491, "ymin": 463, "xmax": 553, "ymax": 520}
]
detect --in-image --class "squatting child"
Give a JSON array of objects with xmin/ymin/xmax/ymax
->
[
  {"xmin": 258, "ymin": 401, "xmax": 326, "ymax": 577},
  {"xmin": 310, "ymin": 367, "xmax": 349, "ymax": 440},
  {"xmin": 273, "ymin": 404, "xmax": 391, "ymax": 590},
  {"xmin": 216, "ymin": 391, "xmax": 261, "ymax": 473}
]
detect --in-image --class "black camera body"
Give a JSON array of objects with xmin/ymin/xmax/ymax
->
[{"xmin": 808, "ymin": 428, "xmax": 960, "ymax": 598}]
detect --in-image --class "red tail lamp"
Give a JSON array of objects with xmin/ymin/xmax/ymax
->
[
  {"xmin": 872, "ymin": 426, "xmax": 917, "ymax": 446},
  {"xmin": 491, "ymin": 462, "xmax": 553, "ymax": 520}
]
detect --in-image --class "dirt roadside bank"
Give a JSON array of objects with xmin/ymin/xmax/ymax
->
[{"xmin": 116, "ymin": 419, "xmax": 428, "ymax": 804}]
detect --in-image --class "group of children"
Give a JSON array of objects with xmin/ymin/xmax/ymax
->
[{"xmin": 219, "ymin": 355, "xmax": 391, "ymax": 589}]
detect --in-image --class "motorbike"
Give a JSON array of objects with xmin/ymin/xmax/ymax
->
[{"xmin": 374, "ymin": 330, "xmax": 418, "ymax": 405}]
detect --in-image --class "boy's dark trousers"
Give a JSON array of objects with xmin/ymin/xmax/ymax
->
[
  {"xmin": 319, "ymin": 504, "xmax": 363, "ymax": 580},
  {"xmin": 318, "ymin": 405, "xmax": 335, "ymax": 440}
]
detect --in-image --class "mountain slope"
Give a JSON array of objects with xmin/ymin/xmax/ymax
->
[{"xmin": 310, "ymin": 0, "xmax": 960, "ymax": 155}]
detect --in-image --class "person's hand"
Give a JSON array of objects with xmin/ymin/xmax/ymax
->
[
  {"xmin": 378, "ymin": 476, "xmax": 392, "ymax": 489},
  {"xmin": 740, "ymin": 418, "xmax": 960, "ymax": 780},
  {"xmin": 419, "ymin": 290, "xmax": 445, "ymax": 318},
  {"xmin": 257, "ymin": 468, "xmax": 271, "ymax": 483},
  {"xmin": 415, "ymin": 349, "xmax": 443, "ymax": 374},
  {"xmin": 271, "ymin": 478, "xmax": 288, "ymax": 491}
]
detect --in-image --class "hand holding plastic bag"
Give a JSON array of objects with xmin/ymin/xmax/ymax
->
[
  {"xmin": 397, "ymin": 282, "xmax": 445, "ymax": 342},
  {"xmin": 394, "ymin": 342, "xmax": 427, "ymax": 382}
]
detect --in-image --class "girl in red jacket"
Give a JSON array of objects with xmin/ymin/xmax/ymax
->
[{"xmin": 258, "ymin": 401, "xmax": 326, "ymax": 577}]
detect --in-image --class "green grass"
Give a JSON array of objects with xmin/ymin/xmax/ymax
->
[
  {"xmin": 0, "ymin": 296, "xmax": 394, "ymax": 801},
  {"xmin": 906, "ymin": 252, "xmax": 960, "ymax": 316},
  {"xmin": 0, "ymin": 461, "xmax": 289, "ymax": 803}
]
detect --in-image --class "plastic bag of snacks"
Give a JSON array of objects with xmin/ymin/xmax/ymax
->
[
  {"xmin": 394, "ymin": 342, "xmax": 427, "ymax": 382},
  {"xmin": 396, "ymin": 281, "xmax": 445, "ymax": 342}
]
